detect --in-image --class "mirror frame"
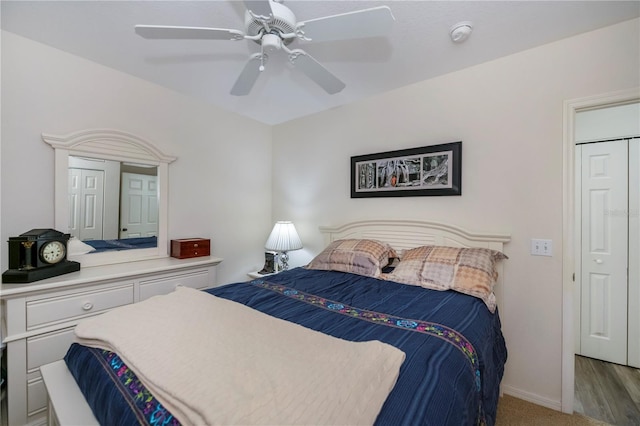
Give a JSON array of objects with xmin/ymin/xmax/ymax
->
[{"xmin": 43, "ymin": 129, "xmax": 177, "ymax": 267}]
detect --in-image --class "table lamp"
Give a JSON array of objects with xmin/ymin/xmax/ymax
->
[{"xmin": 265, "ymin": 221, "xmax": 303, "ymax": 271}]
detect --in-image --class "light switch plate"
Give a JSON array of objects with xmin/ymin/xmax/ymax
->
[{"xmin": 531, "ymin": 239, "xmax": 552, "ymax": 256}]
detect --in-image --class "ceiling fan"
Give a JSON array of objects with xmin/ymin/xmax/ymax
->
[{"xmin": 135, "ymin": 0, "xmax": 394, "ymax": 96}]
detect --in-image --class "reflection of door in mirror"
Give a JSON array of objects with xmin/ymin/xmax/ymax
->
[
  {"xmin": 68, "ymin": 156, "xmax": 158, "ymax": 244},
  {"xmin": 120, "ymin": 168, "xmax": 158, "ymax": 239},
  {"xmin": 69, "ymin": 156, "xmax": 119, "ymax": 241},
  {"xmin": 69, "ymin": 167, "xmax": 105, "ymax": 240}
]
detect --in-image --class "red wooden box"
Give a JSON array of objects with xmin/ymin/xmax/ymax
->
[{"xmin": 170, "ymin": 238, "xmax": 210, "ymax": 259}]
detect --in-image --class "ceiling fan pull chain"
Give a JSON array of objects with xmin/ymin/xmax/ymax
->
[{"xmin": 259, "ymin": 44, "xmax": 266, "ymax": 72}]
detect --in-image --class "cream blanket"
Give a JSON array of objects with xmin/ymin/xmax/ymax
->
[{"xmin": 74, "ymin": 286, "xmax": 405, "ymax": 425}]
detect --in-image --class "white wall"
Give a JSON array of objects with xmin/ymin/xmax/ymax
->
[
  {"xmin": 0, "ymin": 31, "xmax": 272, "ymax": 284},
  {"xmin": 272, "ymin": 18, "xmax": 640, "ymax": 408}
]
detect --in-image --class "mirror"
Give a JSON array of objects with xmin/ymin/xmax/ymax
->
[{"xmin": 44, "ymin": 129, "xmax": 176, "ymax": 267}]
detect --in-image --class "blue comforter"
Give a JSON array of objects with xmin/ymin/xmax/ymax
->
[{"xmin": 65, "ymin": 267, "xmax": 507, "ymax": 426}]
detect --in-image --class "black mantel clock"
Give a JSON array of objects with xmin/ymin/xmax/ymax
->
[{"xmin": 2, "ymin": 229, "xmax": 81, "ymax": 283}]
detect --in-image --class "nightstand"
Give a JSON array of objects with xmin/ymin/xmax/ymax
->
[{"xmin": 248, "ymin": 271, "xmax": 278, "ymax": 279}]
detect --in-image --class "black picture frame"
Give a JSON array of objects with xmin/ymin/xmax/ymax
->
[
  {"xmin": 351, "ymin": 141, "xmax": 462, "ymax": 198},
  {"xmin": 258, "ymin": 251, "xmax": 278, "ymax": 274}
]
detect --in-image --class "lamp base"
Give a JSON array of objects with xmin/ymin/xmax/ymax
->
[{"xmin": 279, "ymin": 251, "xmax": 290, "ymax": 271}]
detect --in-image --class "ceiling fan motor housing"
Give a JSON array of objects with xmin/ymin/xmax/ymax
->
[{"xmin": 245, "ymin": 1, "xmax": 297, "ymax": 46}]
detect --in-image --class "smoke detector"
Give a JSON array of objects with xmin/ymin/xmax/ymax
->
[{"xmin": 450, "ymin": 21, "xmax": 473, "ymax": 43}]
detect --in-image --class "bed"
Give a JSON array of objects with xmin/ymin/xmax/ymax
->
[{"xmin": 41, "ymin": 220, "xmax": 510, "ymax": 426}]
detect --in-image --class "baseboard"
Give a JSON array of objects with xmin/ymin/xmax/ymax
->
[{"xmin": 501, "ymin": 385, "xmax": 562, "ymax": 411}]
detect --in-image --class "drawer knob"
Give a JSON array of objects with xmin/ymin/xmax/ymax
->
[
  {"xmin": 194, "ymin": 243, "xmax": 199, "ymax": 247},
  {"xmin": 82, "ymin": 302, "xmax": 94, "ymax": 311}
]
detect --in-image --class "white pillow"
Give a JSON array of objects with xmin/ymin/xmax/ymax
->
[{"xmin": 68, "ymin": 237, "xmax": 96, "ymax": 255}]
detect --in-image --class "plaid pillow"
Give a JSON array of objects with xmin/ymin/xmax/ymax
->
[
  {"xmin": 385, "ymin": 246, "xmax": 507, "ymax": 312},
  {"xmin": 306, "ymin": 239, "xmax": 398, "ymax": 278}
]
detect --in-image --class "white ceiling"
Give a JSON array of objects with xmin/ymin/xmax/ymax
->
[{"xmin": 2, "ymin": 1, "xmax": 639, "ymax": 125}]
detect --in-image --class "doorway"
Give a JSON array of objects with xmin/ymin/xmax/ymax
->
[
  {"xmin": 573, "ymin": 134, "xmax": 640, "ymax": 424},
  {"xmin": 575, "ymin": 136, "xmax": 639, "ymax": 366},
  {"xmin": 561, "ymin": 90, "xmax": 640, "ymax": 416}
]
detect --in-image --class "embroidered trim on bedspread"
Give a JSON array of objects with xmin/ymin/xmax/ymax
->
[
  {"xmin": 252, "ymin": 279, "xmax": 482, "ymax": 392},
  {"xmin": 95, "ymin": 348, "xmax": 181, "ymax": 426}
]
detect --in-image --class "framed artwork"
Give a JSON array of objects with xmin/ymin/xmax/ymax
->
[
  {"xmin": 258, "ymin": 251, "xmax": 279, "ymax": 274},
  {"xmin": 351, "ymin": 141, "xmax": 461, "ymax": 198}
]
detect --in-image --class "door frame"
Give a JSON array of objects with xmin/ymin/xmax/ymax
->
[{"xmin": 561, "ymin": 87, "xmax": 640, "ymax": 413}]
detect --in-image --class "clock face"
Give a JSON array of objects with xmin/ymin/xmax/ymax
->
[{"xmin": 40, "ymin": 241, "xmax": 66, "ymax": 264}]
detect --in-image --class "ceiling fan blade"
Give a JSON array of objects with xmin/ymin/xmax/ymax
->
[
  {"xmin": 135, "ymin": 25, "xmax": 244, "ymax": 40},
  {"xmin": 231, "ymin": 53, "xmax": 266, "ymax": 96},
  {"xmin": 297, "ymin": 6, "xmax": 395, "ymax": 42},
  {"xmin": 243, "ymin": 0, "xmax": 273, "ymax": 19},
  {"xmin": 289, "ymin": 50, "xmax": 345, "ymax": 95}
]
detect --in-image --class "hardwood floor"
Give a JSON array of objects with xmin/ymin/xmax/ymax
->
[{"xmin": 575, "ymin": 355, "xmax": 640, "ymax": 425}]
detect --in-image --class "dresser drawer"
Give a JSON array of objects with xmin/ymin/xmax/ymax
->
[
  {"xmin": 28, "ymin": 379, "xmax": 47, "ymax": 416},
  {"xmin": 28, "ymin": 327, "xmax": 76, "ymax": 370},
  {"xmin": 27, "ymin": 328, "xmax": 76, "ymax": 415},
  {"xmin": 27, "ymin": 284, "xmax": 134, "ymax": 329},
  {"xmin": 139, "ymin": 270, "xmax": 209, "ymax": 301}
]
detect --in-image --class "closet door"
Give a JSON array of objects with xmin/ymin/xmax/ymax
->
[
  {"xmin": 629, "ymin": 138, "xmax": 639, "ymax": 368},
  {"xmin": 579, "ymin": 140, "xmax": 628, "ymax": 365}
]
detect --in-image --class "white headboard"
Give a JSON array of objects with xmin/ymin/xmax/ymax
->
[{"xmin": 319, "ymin": 220, "xmax": 511, "ymax": 310}]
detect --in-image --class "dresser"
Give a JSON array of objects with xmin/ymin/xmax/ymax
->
[{"xmin": 0, "ymin": 256, "xmax": 223, "ymax": 426}]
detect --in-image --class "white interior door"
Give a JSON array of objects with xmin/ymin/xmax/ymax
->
[
  {"xmin": 69, "ymin": 168, "xmax": 104, "ymax": 241},
  {"xmin": 579, "ymin": 140, "xmax": 628, "ymax": 364},
  {"xmin": 628, "ymin": 138, "xmax": 640, "ymax": 368},
  {"xmin": 120, "ymin": 173, "xmax": 158, "ymax": 238}
]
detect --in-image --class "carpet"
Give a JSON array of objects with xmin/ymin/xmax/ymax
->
[{"xmin": 496, "ymin": 394, "xmax": 611, "ymax": 426}]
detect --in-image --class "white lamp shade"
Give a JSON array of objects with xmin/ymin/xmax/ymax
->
[{"xmin": 265, "ymin": 221, "xmax": 303, "ymax": 252}]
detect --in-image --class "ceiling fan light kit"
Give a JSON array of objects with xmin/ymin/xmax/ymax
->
[
  {"xmin": 261, "ymin": 33, "xmax": 282, "ymax": 52},
  {"xmin": 135, "ymin": 0, "xmax": 395, "ymax": 96}
]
